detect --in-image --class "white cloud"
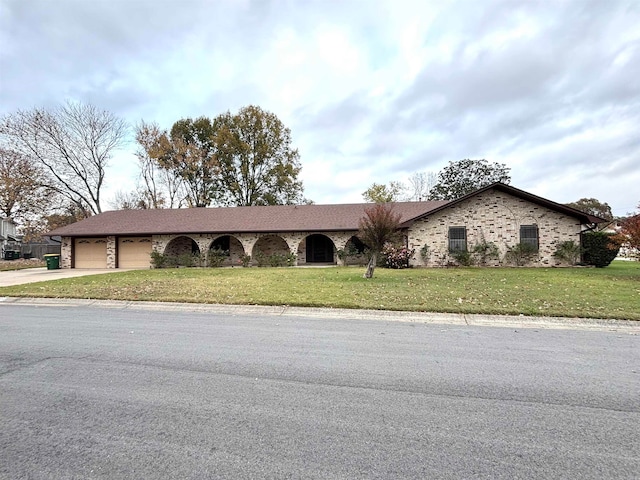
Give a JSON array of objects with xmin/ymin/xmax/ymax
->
[{"xmin": 0, "ymin": 0, "xmax": 639, "ymax": 215}]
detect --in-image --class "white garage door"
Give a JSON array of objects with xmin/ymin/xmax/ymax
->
[
  {"xmin": 74, "ymin": 238, "xmax": 107, "ymax": 268},
  {"xmin": 118, "ymin": 237, "xmax": 152, "ymax": 268}
]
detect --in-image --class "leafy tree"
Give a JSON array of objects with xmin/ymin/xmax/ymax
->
[
  {"xmin": 0, "ymin": 148, "xmax": 52, "ymax": 222},
  {"xmin": 362, "ymin": 181, "xmax": 406, "ymax": 203},
  {"xmin": 358, "ymin": 203, "xmax": 402, "ymax": 278},
  {"xmin": 149, "ymin": 117, "xmax": 219, "ymax": 208},
  {"xmin": 619, "ymin": 203, "xmax": 640, "ymax": 256},
  {"xmin": 214, "ymin": 105, "xmax": 304, "ymax": 206},
  {"xmin": 0, "ymin": 101, "xmax": 128, "ymax": 215},
  {"xmin": 565, "ymin": 198, "xmax": 613, "ymax": 221},
  {"xmin": 428, "ymin": 159, "xmax": 511, "ymax": 200}
]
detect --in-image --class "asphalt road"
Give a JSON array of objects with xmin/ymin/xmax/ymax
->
[{"xmin": 1, "ymin": 303, "xmax": 638, "ymax": 479}]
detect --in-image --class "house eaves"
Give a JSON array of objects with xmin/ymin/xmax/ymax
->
[{"xmin": 399, "ymin": 182, "xmax": 609, "ymax": 227}]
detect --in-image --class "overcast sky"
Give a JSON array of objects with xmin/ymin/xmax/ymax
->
[{"xmin": 1, "ymin": 0, "xmax": 638, "ymax": 215}]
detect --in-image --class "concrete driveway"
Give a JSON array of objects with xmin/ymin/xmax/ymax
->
[{"xmin": 0, "ymin": 267, "xmax": 131, "ymax": 287}]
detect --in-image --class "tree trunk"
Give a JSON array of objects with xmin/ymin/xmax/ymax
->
[{"xmin": 363, "ymin": 252, "xmax": 376, "ymax": 278}]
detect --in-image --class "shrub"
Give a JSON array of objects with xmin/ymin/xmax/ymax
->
[
  {"xmin": 268, "ymin": 253, "xmax": 285, "ymax": 267},
  {"xmin": 582, "ymin": 231, "xmax": 621, "ymax": 268},
  {"xmin": 150, "ymin": 250, "xmax": 167, "ymax": 269},
  {"xmin": 419, "ymin": 244, "xmax": 430, "ymax": 265},
  {"xmin": 505, "ymin": 243, "xmax": 538, "ymax": 266},
  {"xmin": 381, "ymin": 243, "xmax": 414, "ymax": 269},
  {"xmin": 450, "ymin": 249, "xmax": 472, "ymax": 266},
  {"xmin": 471, "ymin": 240, "xmax": 499, "ymax": 266},
  {"xmin": 177, "ymin": 252, "xmax": 198, "ymax": 267},
  {"xmin": 254, "ymin": 251, "xmax": 267, "ymax": 267},
  {"xmin": 208, "ymin": 248, "xmax": 228, "ymax": 267},
  {"xmin": 239, "ymin": 254, "xmax": 251, "ymax": 267},
  {"xmin": 286, "ymin": 252, "xmax": 297, "ymax": 267},
  {"xmin": 553, "ymin": 240, "xmax": 581, "ymax": 265}
]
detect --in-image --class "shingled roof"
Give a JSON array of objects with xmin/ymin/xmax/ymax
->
[
  {"xmin": 48, "ymin": 201, "xmax": 450, "ymax": 237},
  {"xmin": 399, "ymin": 183, "xmax": 608, "ymax": 227}
]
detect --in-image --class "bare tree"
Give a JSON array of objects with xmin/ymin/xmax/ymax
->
[
  {"xmin": 135, "ymin": 121, "xmax": 185, "ymax": 208},
  {"xmin": 407, "ymin": 171, "xmax": 437, "ymax": 201},
  {"xmin": 358, "ymin": 203, "xmax": 402, "ymax": 278},
  {"xmin": 0, "ymin": 101, "xmax": 128, "ymax": 215}
]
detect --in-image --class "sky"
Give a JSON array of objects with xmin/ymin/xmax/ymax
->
[{"xmin": 1, "ymin": 0, "xmax": 639, "ymax": 216}]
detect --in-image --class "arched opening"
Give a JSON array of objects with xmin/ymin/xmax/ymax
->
[
  {"xmin": 208, "ymin": 235, "xmax": 245, "ymax": 266},
  {"xmin": 252, "ymin": 235, "xmax": 291, "ymax": 267},
  {"xmin": 343, "ymin": 235, "xmax": 369, "ymax": 266},
  {"xmin": 304, "ymin": 234, "xmax": 336, "ymax": 264},
  {"xmin": 163, "ymin": 236, "xmax": 201, "ymax": 266}
]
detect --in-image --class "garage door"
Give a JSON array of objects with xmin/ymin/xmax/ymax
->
[
  {"xmin": 74, "ymin": 238, "xmax": 107, "ymax": 268},
  {"xmin": 118, "ymin": 237, "xmax": 152, "ymax": 268}
]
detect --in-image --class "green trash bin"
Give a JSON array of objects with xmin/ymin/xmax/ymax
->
[{"xmin": 44, "ymin": 254, "xmax": 61, "ymax": 270}]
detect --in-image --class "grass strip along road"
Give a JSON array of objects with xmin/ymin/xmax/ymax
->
[{"xmin": 1, "ymin": 261, "xmax": 638, "ymax": 320}]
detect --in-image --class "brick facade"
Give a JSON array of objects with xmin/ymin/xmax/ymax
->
[
  {"xmin": 58, "ymin": 187, "xmax": 589, "ymax": 269},
  {"xmin": 406, "ymin": 188, "xmax": 582, "ymax": 267}
]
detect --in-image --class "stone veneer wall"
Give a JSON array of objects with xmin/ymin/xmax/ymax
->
[
  {"xmin": 106, "ymin": 236, "xmax": 116, "ymax": 268},
  {"xmin": 60, "ymin": 237, "xmax": 72, "ymax": 268},
  {"xmin": 151, "ymin": 231, "xmax": 357, "ymax": 267},
  {"xmin": 407, "ymin": 188, "xmax": 583, "ymax": 267}
]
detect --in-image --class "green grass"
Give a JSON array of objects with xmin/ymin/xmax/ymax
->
[{"xmin": 1, "ymin": 261, "xmax": 638, "ymax": 320}]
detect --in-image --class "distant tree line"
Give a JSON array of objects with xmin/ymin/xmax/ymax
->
[{"xmin": 0, "ymin": 102, "xmax": 306, "ymax": 239}]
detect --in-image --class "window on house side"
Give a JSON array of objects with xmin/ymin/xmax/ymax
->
[
  {"xmin": 520, "ymin": 225, "xmax": 539, "ymax": 250},
  {"xmin": 448, "ymin": 227, "xmax": 467, "ymax": 252}
]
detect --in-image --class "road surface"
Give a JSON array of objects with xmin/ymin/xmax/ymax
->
[{"xmin": 1, "ymin": 302, "xmax": 638, "ymax": 479}]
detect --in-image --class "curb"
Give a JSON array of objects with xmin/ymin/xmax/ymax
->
[{"xmin": 1, "ymin": 297, "xmax": 638, "ymax": 332}]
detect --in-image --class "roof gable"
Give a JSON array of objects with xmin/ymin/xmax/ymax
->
[{"xmin": 400, "ymin": 182, "xmax": 608, "ymax": 226}]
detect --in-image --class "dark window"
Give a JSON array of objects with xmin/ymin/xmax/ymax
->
[
  {"xmin": 448, "ymin": 227, "xmax": 467, "ymax": 252},
  {"xmin": 520, "ymin": 225, "xmax": 539, "ymax": 250}
]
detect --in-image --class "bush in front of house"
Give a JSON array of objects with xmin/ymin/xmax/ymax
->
[
  {"xmin": 450, "ymin": 248, "xmax": 473, "ymax": 266},
  {"xmin": 382, "ymin": 243, "xmax": 414, "ymax": 269},
  {"xmin": 553, "ymin": 240, "xmax": 581, "ymax": 265},
  {"xmin": 150, "ymin": 251, "xmax": 204, "ymax": 268},
  {"xmin": 239, "ymin": 254, "xmax": 251, "ymax": 267},
  {"xmin": 582, "ymin": 231, "xmax": 621, "ymax": 267},
  {"xmin": 253, "ymin": 250, "xmax": 295, "ymax": 267},
  {"xmin": 504, "ymin": 243, "xmax": 538, "ymax": 266},
  {"xmin": 208, "ymin": 248, "xmax": 228, "ymax": 267},
  {"xmin": 471, "ymin": 240, "xmax": 500, "ymax": 266}
]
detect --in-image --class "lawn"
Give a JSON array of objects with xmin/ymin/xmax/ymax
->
[{"xmin": 1, "ymin": 261, "xmax": 638, "ymax": 320}]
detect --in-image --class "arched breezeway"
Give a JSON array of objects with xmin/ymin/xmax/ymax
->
[
  {"xmin": 252, "ymin": 235, "xmax": 291, "ymax": 266},
  {"xmin": 164, "ymin": 236, "xmax": 200, "ymax": 260},
  {"xmin": 208, "ymin": 235, "xmax": 245, "ymax": 266},
  {"xmin": 299, "ymin": 234, "xmax": 336, "ymax": 264},
  {"xmin": 343, "ymin": 235, "xmax": 369, "ymax": 266}
]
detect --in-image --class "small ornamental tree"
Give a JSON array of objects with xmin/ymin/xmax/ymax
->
[
  {"xmin": 358, "ymin": 204, "xmax": 402, "ymax": 278},
  {"xmin": 619, "ymin": 204, "xmax": 640, "ymax": 258}
]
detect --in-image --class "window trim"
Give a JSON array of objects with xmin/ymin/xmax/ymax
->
[
  {"xmin": 448, "ymin": 226, "xmax": 467, "ymax": 252},
  {"xmin": 520, "ymin": 224, "xmax": 539, "ymax": 250}
]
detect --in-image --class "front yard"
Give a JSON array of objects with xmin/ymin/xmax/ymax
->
[{"xmin": 1, "ymin": 261, "xmax": 638, "ymax": 320}]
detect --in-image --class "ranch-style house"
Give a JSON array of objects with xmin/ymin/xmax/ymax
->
[{"xmin": 47, "ymin": 183, "xmax": 606, "ymax": 269}]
